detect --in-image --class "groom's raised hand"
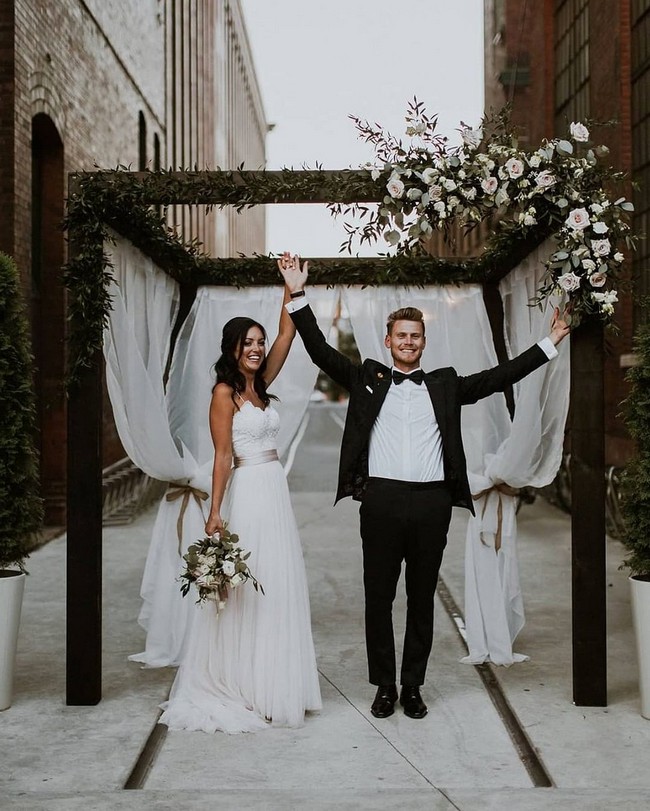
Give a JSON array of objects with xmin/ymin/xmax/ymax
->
[
  {"xmin": 549, "ymin": 306, "xmax": 571, "ymax": 346},
  {"xmin": 278, "ymin": 252, "xmax": 309, "ymax": 293}
]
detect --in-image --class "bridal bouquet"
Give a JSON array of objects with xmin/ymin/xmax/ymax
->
[{"xmin": 180, "ymin": 525, "xmax": 263, "ymax": 609}]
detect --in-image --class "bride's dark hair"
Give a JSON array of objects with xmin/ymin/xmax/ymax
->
[{"xmin": 213, "ymin": 317, "xmax": 277, "ymax": 406}]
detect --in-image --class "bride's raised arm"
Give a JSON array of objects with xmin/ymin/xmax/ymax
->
[{"xmin": 263, "ymin": 253, "xmax": 304, "ymax": 385}]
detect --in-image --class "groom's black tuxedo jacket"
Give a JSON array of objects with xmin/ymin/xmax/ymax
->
[{"xmin": 290, "ymin": 304, "xmax": 551, "ymax": 514}]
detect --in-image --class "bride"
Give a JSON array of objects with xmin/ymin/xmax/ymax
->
[{"xmin": 159, "ymin": 253, "xmax": 322, "ymax": 733}]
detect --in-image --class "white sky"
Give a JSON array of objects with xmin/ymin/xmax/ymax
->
[{"xmin": 239, "ymin": 0, "xmax": 485, "ymax": 256}]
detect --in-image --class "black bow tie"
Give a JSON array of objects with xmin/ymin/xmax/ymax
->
[{"xmin": 392, "ymin": 369, "xmax": 424, "ymax": 385}]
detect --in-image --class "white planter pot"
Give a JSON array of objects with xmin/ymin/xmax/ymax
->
[
  {"xmin": 0, "ymin": 570, "xmax": 26, "ymax": 711},
  {"xmin": 630, "ymin": 574, "xmax": 650, "ymax": 720}
]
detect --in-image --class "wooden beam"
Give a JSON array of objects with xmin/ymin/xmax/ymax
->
[
  {"xmin": 66, "ymin": 207, "xmax": 103, "ymax": 705},
  {"xmin": 570, "ymin": 319, "xmax": 607, "ymax": 706}
]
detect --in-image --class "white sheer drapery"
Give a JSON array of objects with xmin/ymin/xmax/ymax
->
[
  {"xmin": 462, "ymin": 242, "xmax": 570, "ymax": 665},
  {"xmin": 103, "ymin": 239, "xmax": 338, "ymax": 667},
  {"xmin": 105, "ymin": 240, "xmax": 569, "ymax": 670}
]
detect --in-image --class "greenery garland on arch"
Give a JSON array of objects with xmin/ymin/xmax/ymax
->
[{"xmin": 63, "ymin": 101, "xmax": 636, "ymax": 386}]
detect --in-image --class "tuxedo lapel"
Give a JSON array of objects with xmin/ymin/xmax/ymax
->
[
  {"xmin": 424, "ymin": 377, "xmax": 447, "ymax": 432},
  {"xmin": 365, "ymin": 368, "xmax": 391, "ymax": 425}
]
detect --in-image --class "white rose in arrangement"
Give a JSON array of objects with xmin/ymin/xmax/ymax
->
[
  {"xmin": 590, "ymin": 202, "xmax": 604, "ymax": 215},
  {"xmin": 535, "ymin": 170, "xmax": 556, "ymax": 188},
  {"xmin": 429, "ymin": 184, "xmax": 443, "ymax": 201},
  {"xmin": 442, "ymin": 178, "xmax": 457, "ymax": 191},
  {"xmin": 614, "ymin": 252, "xmax": 625, "ymax": 262},
  {"xmin": 565, "ymin": 208, "xmax": 590, "ymax": 230},
  {"xmin": 558, "ymin": 271, "xmax": 582, "ymax": 292},
  {"xmin": 582, "ymin": 259, "xmax": 596, "ymax": 272},
  {"xmin": 433, "ymin": 200, "xmax": 446, "ymax": 214},
  {"xmin": 589, "ymin": 272, "xmax": 607, "ymax": 288},
  {"xmin": 481, "ymin": 177, "xmax": 498, "ymax": 195},
  {"xmin": 386, "ymin": 175, "xmax": 405, "ymax": 199},
  {"xmin": 570, "ymin": 121, "xmax": 590, "ymax": 142},
  {"xmin": 592, "ymin": 221, "xmax": 608, "ymax": 234},
  {"xmin": 406, "ymin": 188, "xmax": 422, "ymax": 201},
  {"xmin": 221, "ymin": 559, "xmax": 236, "ymax": 577},
  {"xmin": 421, "ymin": 167, "xmax": 437, "ymax": 184},
  {"xmin": 523, "ymin": 213, "xmax": 537, "ymax": 226},
  {"xmin": 505, "ymin": 157, "xmax": 525, "ymax": 179},
  {"xmin": 529, "ymin": 154, "xmax": 542, "ymax": 168},
  {"xmin": 591, "ymin": 238, "xmax": 611, "ymax": 256}
]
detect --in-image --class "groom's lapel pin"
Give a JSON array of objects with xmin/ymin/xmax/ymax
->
[{"xmin": 365, "ymin": 385, "xmax": 373, "ymax": 393}]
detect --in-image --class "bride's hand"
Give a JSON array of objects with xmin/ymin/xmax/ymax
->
[
  {"xmin": 205, "ymin": 513, "xmax": 224, "ymax": 538},
  {"xmin": 277, "ymin": 252, "xmax": 308, "ymax": 293}
]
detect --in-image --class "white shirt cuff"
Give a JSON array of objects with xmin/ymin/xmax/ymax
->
[
  {"xmin": 285, "ymin": 295, "xmax": 309, "ymax": 313},
  {"xmin": 537, "ymin": 336, "xmax": 558, "ymax": 360}
]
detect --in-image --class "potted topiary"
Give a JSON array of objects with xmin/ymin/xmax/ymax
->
[
  {"xmin": 620, "ymin": 298, "xmax": 650, "ymax": 719},
  {"xmin": 0, "ymin": 252, "xmax": 43, "ymax": 710}
]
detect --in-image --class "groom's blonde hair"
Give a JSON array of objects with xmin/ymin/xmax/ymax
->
[{"xmin": 386, "ymin": 307, "xmax": 425, "ymax": 336}]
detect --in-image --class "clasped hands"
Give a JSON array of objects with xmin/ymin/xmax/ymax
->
[{"xmin": 278, "ymin": 251, "xmax": 308, "ymax": 294}]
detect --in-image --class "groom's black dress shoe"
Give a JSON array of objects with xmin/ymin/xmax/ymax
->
[
  {"xmin": 370, "ymin": 684, "xmax": 398, "ymax": 718},
  {"xmin": 400, "ymin": 686, "xmax": 428, "ymax": 718}
]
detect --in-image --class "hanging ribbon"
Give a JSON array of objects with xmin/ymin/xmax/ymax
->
[
  {"xmin": 166, "ymin": 482, "xmax": 209, "ymax": 555},
  {"xmin": 472, "ymin": 483, "xmax": 520, "ymax": 552}
]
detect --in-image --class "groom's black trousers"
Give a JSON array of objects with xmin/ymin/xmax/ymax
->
[{"xmin": 359, "ymin": 477, "xmax": 453, "ymax": 687}]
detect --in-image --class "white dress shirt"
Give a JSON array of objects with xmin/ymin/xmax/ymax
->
[{"xmin": 369, "ymin": 369, "xmax": 443, "ymax": 481}]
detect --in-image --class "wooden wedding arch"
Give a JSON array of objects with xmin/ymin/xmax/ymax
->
[{"xmin": 65, "ymin": 167, "xmax": 607, "ymax": 707}]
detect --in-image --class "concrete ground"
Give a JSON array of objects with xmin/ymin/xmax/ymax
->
[{"xmin": 2, "ymin": 408, "xmax": 650, "ymax": 809}]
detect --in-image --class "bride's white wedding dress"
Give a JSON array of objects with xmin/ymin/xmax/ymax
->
[{"xmin": 158, "ymin": 400, "xmax": 322, "ymax": 733}]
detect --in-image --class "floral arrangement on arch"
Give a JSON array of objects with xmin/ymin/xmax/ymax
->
[{"xmin": 341, "ymin": 99, "xmax": 636, "ymax": 325}]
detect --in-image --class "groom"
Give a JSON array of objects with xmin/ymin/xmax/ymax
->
[{"xmin": 280, "ymin": 258, "xmax": 569, "ymax": 719}]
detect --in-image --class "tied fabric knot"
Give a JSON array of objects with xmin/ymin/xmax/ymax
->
[
  {"xmin": 166, "ymin": 482, "xmax": 209, "ymax": 555},
  {"xmin": 392, "ymin": 368, "xmax": 424, "ymax": 385},
  {"xmin": 472, "ymin": 483, "xmax": 520, "ymax": 552}
]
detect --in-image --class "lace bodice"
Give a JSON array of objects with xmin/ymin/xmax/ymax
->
[{"xmin": 232, "ymin": 401, "xmax": 280, "ymax": 458}]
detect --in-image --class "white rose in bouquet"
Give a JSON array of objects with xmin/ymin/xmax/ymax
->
[
  {"xmin": 566, "ymin": 208, "xmax": 590, "ymax": 230},
  {"xmin": 591, "ymin": 238, "xmax": 611, "ymax": 256},
  {"xmin": 481, "ymin": 177, "xmax": 498, "ymax": 195},
  {"xmin": 558, "ymin": 271, "xmax": 582, "ymax": 292},
  {"xmin": 221, "ymin": 559, "xmax": 236, "ymax": 577},
  {"xmin": 570, "ymin": 121, "xmax": 590, "ymax": 142},
  {"xmin": 386, "ymin": 175, "xmax": 405, "ymax": 199},
  {"xmin": 505, "ymin": 157, "xmax": 525, "ymax": 179},
  {"xmin": 589, "ymin": 272, "xmax": 607, "ymax": 288}
]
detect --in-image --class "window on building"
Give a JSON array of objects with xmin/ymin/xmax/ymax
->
[
  {"xmin": 138, "ymin": 111, "xmax": 147, "ymax": 171},
  {"xmin": 554, "ymin": 0, "xmax": 590, "ymax": 131}
]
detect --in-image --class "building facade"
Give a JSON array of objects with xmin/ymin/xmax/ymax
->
[{"xmin": 0, "ymin": 0, "xmax": 267, "ymax": 524}]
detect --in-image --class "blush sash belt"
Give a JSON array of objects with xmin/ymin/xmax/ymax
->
[{"xmin": 233, "ymin": 449, "xmax": 279, "ymax": 468}]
